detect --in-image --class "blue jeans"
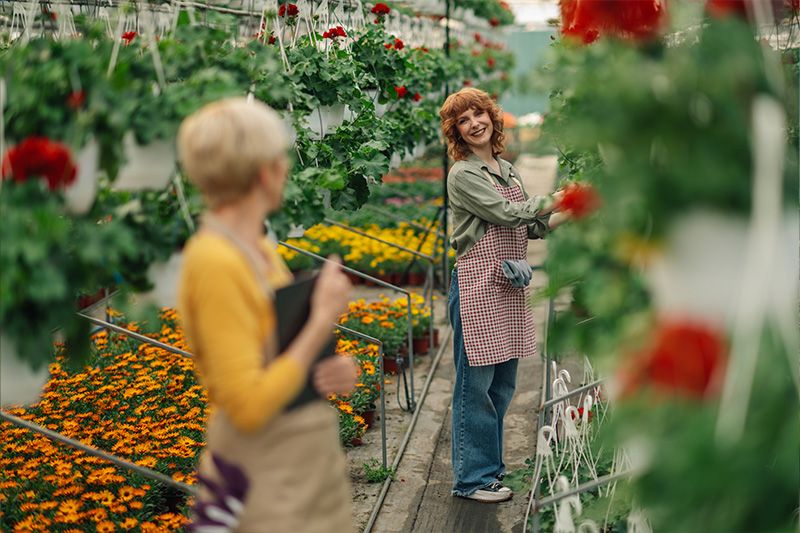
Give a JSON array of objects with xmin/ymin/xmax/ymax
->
[{"xmin": 449, "ymin": 269, "xmax": 519, "ymax": 496}]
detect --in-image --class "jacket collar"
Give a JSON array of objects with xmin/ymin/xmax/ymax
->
[{"xmin": 466, "ymin": 153, "xmax": 514, "ymax": 183}]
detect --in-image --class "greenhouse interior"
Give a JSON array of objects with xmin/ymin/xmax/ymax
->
[{"xmin": 0, "ymin": 0, "xmax": 798, "ymax": 532}]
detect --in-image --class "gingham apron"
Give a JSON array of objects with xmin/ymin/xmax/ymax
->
[{"xmin": 456, "ymin": 170, "xmax": 537, "ymax": 367}]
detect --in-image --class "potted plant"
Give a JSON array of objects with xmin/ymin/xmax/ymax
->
[
  {"xmin": 0, "ymin": 142, "xmax": 139, "ymax": 406},
  {"xmin": 2, "ymin": 28, "xmax": 129, "ymax": 213}
]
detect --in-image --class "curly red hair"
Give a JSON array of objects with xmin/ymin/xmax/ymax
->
[{"xmin": 439, "ymin": 88, "xmax": 505, "ymax": 161}]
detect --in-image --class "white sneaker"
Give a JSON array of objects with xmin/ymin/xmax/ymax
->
[{"xmin": 463, "ymin": 482, "xmax": 513, "ymax": 503}]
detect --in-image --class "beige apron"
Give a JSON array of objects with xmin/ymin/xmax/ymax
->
[{"xmin": 193, "ymin": 217, "xmax": 353, "ymax": 533}]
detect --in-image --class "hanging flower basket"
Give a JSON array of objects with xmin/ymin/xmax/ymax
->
[
  {"xmin": 62, "ymin": 137, "xmax": 100, "ymax": 215},
  {"xmin": 138, "ymin": 252, "xmax": 183, "ymax": 308},
  {"xmin": 0, "ymin": 335, "xmax": 50, "ymax": 407},
  {"xmin": 113, "ymin": 132, "xmax": 176, "ymax": 191},
  {"xmin": 303, "ymin": 104, "xmax": 346, "ymax": 140},
  {"xmin": 389, "ymin": 152, "xmax": 402, "ymax": 170}
]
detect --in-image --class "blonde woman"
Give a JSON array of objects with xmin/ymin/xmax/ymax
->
[
  {"xmin": 177, "ymin": 98, "xmax": 357, "ymax": 532},
  {"xmin": 439, "ymin": 88, "xmax": 566, "ymax": 503}
]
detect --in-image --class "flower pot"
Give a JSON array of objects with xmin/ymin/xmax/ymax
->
[
  {"xmin": 646, "ymin": 211, "xmax": 798, "ymax": 326},
  {"xmin": 366, "ymin": 89, "xmax": 388, "ymax": 118},
  {"xmin": 303, "ymin": 104, "xmax": 346, "ymax": 140},
  {"xmin": 389, "ymin": 152, "xmax": 402, "ymax": 170},
  {"xmin": 345, "ymin": 272, "xmax": 363, "ymax": 285},
  {"xmin": 407, "ymin": 272, "xmax": 425, "ymax": 286},
  {"xmin": 413, "ymin": 141, "xmax": 426, "ymax": 159},
  {"xmin": 383, "ymin": 356, "xmax": 401, "ymax": 375},
  {"xmin": 413, "ymin": 336, "xmax": 430, "ymax": 355},
  {"xmin": 431, "ymin": 328, "xmax": 441, "ymax": 348},
  {"xmin": 63, "ymin": 137, "xmax": 100, "ymax": 215},
  {"xmin": 349, "ymin": 437, "xmax": 364, "ymax": 447},
  {"xmin": 138, "ymin": 252, "xmax": 183, "ymax": 309},
  {"xmin": 113, "ymin": 132, "xmax": 176, "ymax": 191},
  {"xmin": 0, "ymin": 335, "xmax": 51, "ymax": 407},
  {"xmin": 361, "ymin": 409, "xmax": 376, "ymax": 428}
]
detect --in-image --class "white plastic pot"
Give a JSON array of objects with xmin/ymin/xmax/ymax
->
[
  {"xmin": 0, "ymin": 335, "xmax": 51, "ymax": 407},
  {"xmin": 113, "ymin": 132, "xmax": 176, "ymax": 191},
  {"xmin": 63, "ymin": 137, "xmax": 100, "ymax": 215},
  {"xmin": 138, "ymin": 252, "xmax": 183, "ymax": 309},
  {"xmin": 389, "ymin": 152, "xmax": 402, "ymax": 170},
  {"xmin": 366, "ymin": 89, "xmax": 388, "ymax": 118},
  {"xmin": 413, "ymin": 141, "xmax": 426, "ymax": 159},
  {"xmin": 303, "ymin": 105, "xmax": 346, "ymax": 140},
  {"xmin": 646, "ymin": 210, "xmax": 799, "ymax": 327}
]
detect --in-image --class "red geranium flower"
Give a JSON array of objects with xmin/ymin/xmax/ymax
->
[
  {"xmin": 371, "ymin": 3, "xmax": 391, "ymax": 16},
  {"xmin": 2, "ymin": 136, "xmax": 77, "ymax": 190},
  {"xmin": 278, "ymin": 3, "xmax": 299, "ymax": 17},
  {"xmin": 487, "ymin": 57, "xmax": 496, "ymax": 69},
  {"xmin": 619, "ymin": 320, "xmax": 727, "ymax": 400},
  {"xmin": 394, "ymin": 86, "xmax": 408, "ymax": 98},
  {"xmin": 268, "ymin": 34, "xmax": 277, "ymax": 44},
  {"xmin": 489, "ymin": 17, "xmax": 500, "ymax": 26},
  {"xmin": 393, "ymin": 38, "xmax": 404, "ymax": 50},
  {"xmin": 412, "ymin": 92, "xmax": 422, "ymax": 102},
  {"xmin": 474, "ymin": 32, "xmax": 483, "ymax": 43},
  {"xmin": 67, "ymin": 90, "xmax": 86, "ymax": 110},
  {"xmin": 121, "ymin": 31, "xmax": 137, "ymax": 44},
  {"xmin": 556, "ymin": 182, "xmax": 601, "ymax": 219},
  {"xmin": 323, "ymin": 26, "xmax": 347, "ymax": 39},
  {"xmin": 463, "ymin": 79, "xmax": 472, "ymax": 87},
  {"xmin": 570, "ymin": 407, "xmax": 594, "ymax": 422},
  {"xmin": 384, "ymin": 43, "xmax": 393, "ymax": 49},
  {"xmin": 561, "ymin": 0, "xmax": 666, "ymax": 44}
]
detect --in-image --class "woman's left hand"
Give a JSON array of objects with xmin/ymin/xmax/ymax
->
[{"xmin": 313, "ymin": 355, "xmax": 359, "ymax": 396}]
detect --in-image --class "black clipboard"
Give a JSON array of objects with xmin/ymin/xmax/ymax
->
[{"xmin": 275, "ymin": 272, "xmax": 336, "ymax": 410}]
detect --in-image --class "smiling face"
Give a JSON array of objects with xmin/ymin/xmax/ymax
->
[{"xmin": 455, "ymin": 107, "xmax": 494, "ymax": 153}]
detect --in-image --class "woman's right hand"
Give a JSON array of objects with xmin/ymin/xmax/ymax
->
[{"xmin": 310, "ymin": 256, "xmax": 352, "ymax": 327}]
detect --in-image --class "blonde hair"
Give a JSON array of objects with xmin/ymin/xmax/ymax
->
[
  {"xmin": 439, "ymin": 88, "xmax": 505, "ymax": 161},
  {"xmin": 177, "ymin": 97, "xmax": 289, "ymax": 208}
]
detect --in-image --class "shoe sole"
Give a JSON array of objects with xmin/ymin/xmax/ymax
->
[{"xmin": 459, "ymin": 492, "xmax": 513, "ymax": 503}]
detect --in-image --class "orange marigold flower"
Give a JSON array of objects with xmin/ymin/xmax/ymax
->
[{"xmin": 96, "ymin": 521, "xmax": 116, "ymax": 532}]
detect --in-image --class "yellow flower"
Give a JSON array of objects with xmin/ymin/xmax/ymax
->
[
  {"xmin": 361, "ymin": 316, "xmax": 375, "ymax": 325},
  {"xmin": 338, "ymin": 403, "xmax": 354, "ymax": 414}
]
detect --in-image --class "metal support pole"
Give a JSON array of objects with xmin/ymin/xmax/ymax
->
[
  {"xmin": 442, "ymin": 0, "xmax": 451, "ymax": 304},
  {"xmin": 324, "ymin": 218, "xmax": 436, "ymax": 263}
]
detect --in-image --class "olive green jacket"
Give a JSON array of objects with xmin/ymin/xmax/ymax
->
[{"xmin": 448, "ymin": 154, "xmax": 551, "ymax": 259}]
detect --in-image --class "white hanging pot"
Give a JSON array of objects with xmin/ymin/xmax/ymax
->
[
  {"xmin": 389, "ymin": 152, "xmax": 402, "ymax": 170},
  {"xmin": 402, "ymin": 149, "xmax": 415, "ymax": 163},
  {"xmin": 413, "ymin": 141, "xmax": 426, "ymax": 159},
  {"xmin": 343, "ymin": 105, "xmax": 356, "ymax": 122},
  {"xmin": 0, "ymin": 335, "xmax": 50, "ymax": 407},
  {"xmin": 302, "ymin": 104, "xmax": 346, "ymax": 140},
  {"xmin": 366, "ymin": 89, "xmax": 388, "ymax": 118},
  {"xmin": 113, "ymin": 131, "xmax": 176, "ymax": 191},
  {"xmin": 63, "ymin": 137, "xmax": 100, "ymax": 215},
  {"xmin": 138, "ymin": 252, "xmax": 183, "ymax": 309},
  {"xmin": 646, "ymin": 210, "xmax": 799, "ymax": 327}
]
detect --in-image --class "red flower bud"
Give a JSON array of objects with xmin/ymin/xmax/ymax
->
[
  {"xmin": 487, "ymin": 57, "xmax": 496, "ymax": 69},
  {"xmin": 489, "ymin": 17, "xmax": 500, "ymax": 26},
  {"xmin": 474, "ymin": 32, "xmax": 482, "ymax": 43},
  {"xmin": 268, "ymin": 34, "xmax": 277, "ymax": 44},
  {"xmin": 463, "ymin": 79, "xmax": 472, "ymax": 87},
  {"xmin": 556, "ymin": 182, "xmax": 601, "ymax": 219},
  {"xmin": 394, "ymin": 38, "xmax": 404, "ymax": 50},
  {"xmin": 412, "ymin": 92, "xmax": 422, "ymax": 102},
  {"xmin": 67, "ymin": 90, "xmax": 86, "ymax": 110},
  {"xmin": 121, "ymin": 31, "xmax": 137, "ymax": 44},
  {"xmin": 384, "ymin": 43, "xmax": 393, "ymax": 49},
  {"xmin": 394, "ymin": 86, "xmax": 408, "ymax": 98}
]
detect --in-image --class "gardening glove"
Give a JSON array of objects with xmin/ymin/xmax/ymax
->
[{"xmin": 501, "ymin": 259, "xmax": 533, "ymax": 288}]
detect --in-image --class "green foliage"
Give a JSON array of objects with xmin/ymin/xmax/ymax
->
[
  {"xmin": 362, "ymin": 459, "xmax": 396, "ymax": 483},
  {"xmin": 0, "ymin": 181, "xmax": 138, "ymax": 369}
]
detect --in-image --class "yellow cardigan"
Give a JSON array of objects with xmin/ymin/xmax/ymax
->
[{"xmin": 178, "ymin": 232, "xmax": 305, "ymax": 433}]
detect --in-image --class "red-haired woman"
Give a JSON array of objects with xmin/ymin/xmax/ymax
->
[{"xmin": 439, "ymin": 88, "xmax": 565, "ymax": 502}]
